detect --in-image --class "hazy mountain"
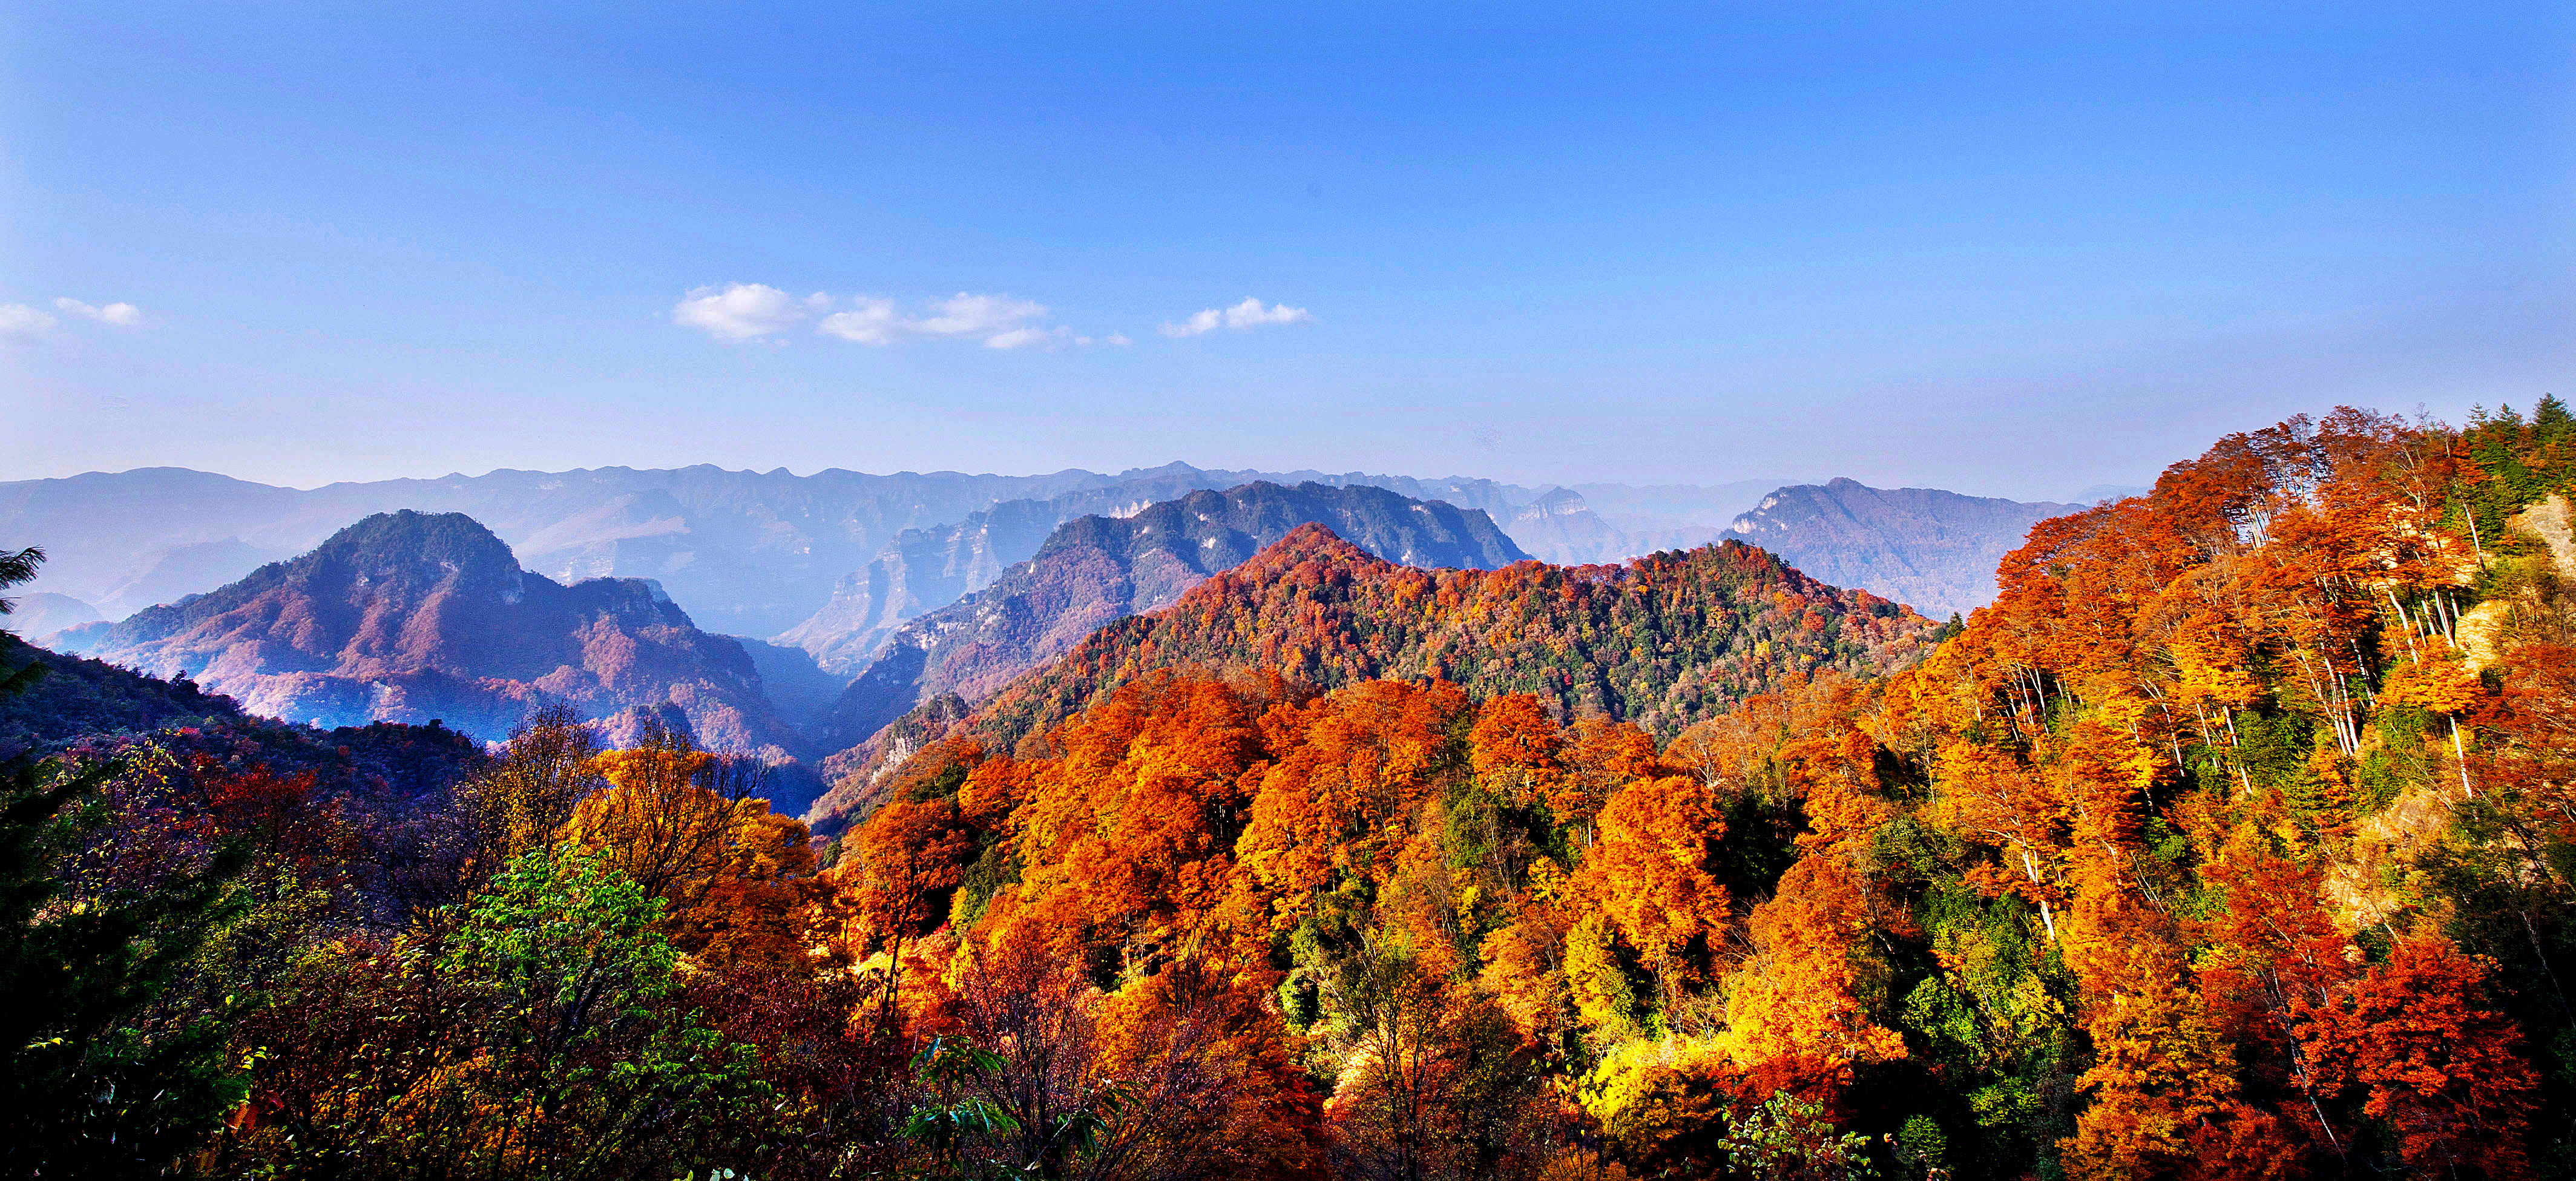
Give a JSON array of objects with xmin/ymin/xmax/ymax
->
[
  {"xmin": 775, "ymin": 469, "xmax": 1540, "ymax": 674},
  {"xmin": 731, "ymin": 637, "xmax": 850, "ymax": 732},
  {"xmin": 11, "ymin": 592, "xmax": 104, "ymax": 642},
  {"xmin": 2071, "ymin": 483, "xmax": 2154, "ymax": 504},
  {"xmin": 1571, "ymin": 478, "xmax": 1809, "ymax": 533},
  {"xmin": 805, "ymin": 481, "xmax": 1530, "ymax": 757},
  {"xmin": 92, "ymin": 538, "xmax": 293, "ymax": 619},
  {"xmin": 10, "ymin": 463, "xmax": 1892, "ymax": 648},
  {"xmin": 1499, "ymin": 488, "xmax": 1634, "ymax": 565},
  {"xmin": 64, "ymin": 510, "xmax": 811, "ymax": 773},
  {"xmin": 1496, "ymin": 481, "xmax": 1821, "ymax": 566},
  {"xmin": 777, "ymin": 469, "xmax": 1290, "ymax": 674},
  {"xmin": 807, "ymin": 523, "xmax": 1933, "ymax": 831},
  {"xmin": 4, "ymin": 464, "xmax": 1542, "ymax": 639},
  {"xmin": 1726, "ymin": 478, "xmax": 2076, "ymax": 618}
]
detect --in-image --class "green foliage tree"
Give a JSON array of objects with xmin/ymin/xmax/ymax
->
[
  {"xmin": 214, "ymin": 847, "xmax": 763, "ymax": 1179},
  {"xmin": 432, "ymin": 846, "xmax": 763, "ymax": 1176}
]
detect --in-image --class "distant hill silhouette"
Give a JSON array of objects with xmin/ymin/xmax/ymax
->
[{"xmin": 1726, "ymin": 478, "xmax": 2075, "ymax": 617}]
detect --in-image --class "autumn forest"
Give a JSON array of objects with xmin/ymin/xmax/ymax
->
[{"xmin": 15, "ymin": 404, "xmax": 2576, "ymax": 1180}]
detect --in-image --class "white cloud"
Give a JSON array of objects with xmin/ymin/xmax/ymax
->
[
  {"xmin": 54, "ymin": 298, "xmax": 142, "ymax": 326},
  {"xmin": 0, "ymin": 304, "xmax": 58, "ymax": 335},
  {"xmin": 1161, "ymin": 297, "xmax": 1315, "ymax": 337},
  {"xmin": 1163, "ymin": 308, "xmax": 1224, "ymax": 337},
  {"xmin": 816, "ymin": 297, "xmax": 904, "ymax": 345},
  {"xmin": 813, "ymin": 290, "xmax": 1072, "ymax": 349},
  {"xmin": 1105, "ymin": 332, "xmax": 1133, "ymax": 346},
  {"xmin": 671, "ymin": 283, "xmax": 816, "ymax": 341},
  {"xmin": 683, "ymin": 283, "xmax": 1119, "ymax": 351},
  {"xmin": 910, "ymin": 292, "xmax": 1049, "ymax": 340},
  {"xmin": 985, "ymin": 326, "xmax": 1071, "ymax": 350}
]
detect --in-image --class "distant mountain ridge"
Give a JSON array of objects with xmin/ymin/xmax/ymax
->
[
  {"xmin": 807, "ymin": 522, "xmax": 1936, "ymax": 832},
  {"xmin": 774, "ymin": 470, "xmax": 1531, "ymax": 674},
  {"xmin": 56, "ymin": 511, "xmax": 811, "ymax": 774},
  {"xmin": 4, "ymin": 464, "xmax": 1172, "ymax": 634},
  {"xmin": 1726, "ymin": 478, "xmax": 2075, "ymax": 618},
  {"xmin": 3, "ymin": 465, "xmax": 1801, "ymax": 646},
  {"xmin": 805, "ymin": 481, "xmax": 1530, "ymax": 755}
]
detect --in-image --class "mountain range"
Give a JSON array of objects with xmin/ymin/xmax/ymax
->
[
  {"xmin": 0, "ymin": 464, "xmax": 1807, "ymax": 649},
  {"xmin": 806, "ymin": 481, "xmax": 1530, "ymax": 755},
  {"xmin": 12, "ymin": 466, "xmax": 2091, "ymax": 798},
  {"xmin": 806, "ymin": 521, "xmax": 1937, "ymax": 832}
]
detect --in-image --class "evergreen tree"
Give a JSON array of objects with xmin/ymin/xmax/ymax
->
[{"xmin": 0, "ymin": 544, "xmax": 251, "ymax": 1177}]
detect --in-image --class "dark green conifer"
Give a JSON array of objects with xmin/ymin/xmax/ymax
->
[{"xmin": 0, "ymin": 544, "xmax": 251, "ymax": 1177}]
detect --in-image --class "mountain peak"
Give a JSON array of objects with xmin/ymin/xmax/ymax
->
[
  {"xmin": 1253, "ymin": 521, "xmax": 1381, "ymax": 566},
  {"xmin": 310, "ymin": 510, "xmax": 522, "ymax": 581},
  {"xmin": 62, "ymin": 510, "xmax": 809, "ymax": 785}
]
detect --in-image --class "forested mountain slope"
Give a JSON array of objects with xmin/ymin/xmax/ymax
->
[
  {"xmin": 60, "ymin": 511, "xmax": 808, "ymax": 766},
  {"xmin": 777, "ymin": 474, "xmax": 1529, "ymax": 675},
  {"xmin": 804, "ymin": 482, "xmax": 1528, "ymax": 757},
  {"xmin": 806, "ymin": 524, "xmax": 1933, "ymax": 831},
  {"xmin": 0, "ymin": 634, "xmax": 246, "ymax": 751},
  {"xmin": 1726, "ymin": 477, "xmax": 2074, "ymax": 617},
  {"xmin": 806, "ymin": 403, "xmax": 2576, "ymax": 1178}
]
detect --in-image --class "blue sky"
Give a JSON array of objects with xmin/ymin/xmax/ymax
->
[{"xmin": 4, "ymin": 2, "xmax": 2569, "ymax": 499}]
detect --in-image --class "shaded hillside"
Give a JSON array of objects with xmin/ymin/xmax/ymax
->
[
  {"xmin": 0, "ymin": 634, "xmax": 247, "ymax": 751},
  {"xmin": 806, "ymin": 482, "xmax": 1530, "ymax": 754},
  {"xmin": 67, "ymin": 511, "xmax": 808, "ymax": 767},
  {"xmin": 1726, "ymin": 477, "xmax": 2074, "ymax": 617},
  {"xmin": 807, "ymin": 524, "xmax": 1933, "ymax": 831}
]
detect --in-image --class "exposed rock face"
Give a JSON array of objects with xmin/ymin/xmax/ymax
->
[
  {"xmin": 1727, "ymin": 478, "xmax": 2076, "ymax": 618},
  {"xmin": 804, "ymin": 482, "xmax": 1530, "ymax": 755},
  {"xmin": 68, "ymin": 512, "xmax": 807, "ymax": 766}
]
